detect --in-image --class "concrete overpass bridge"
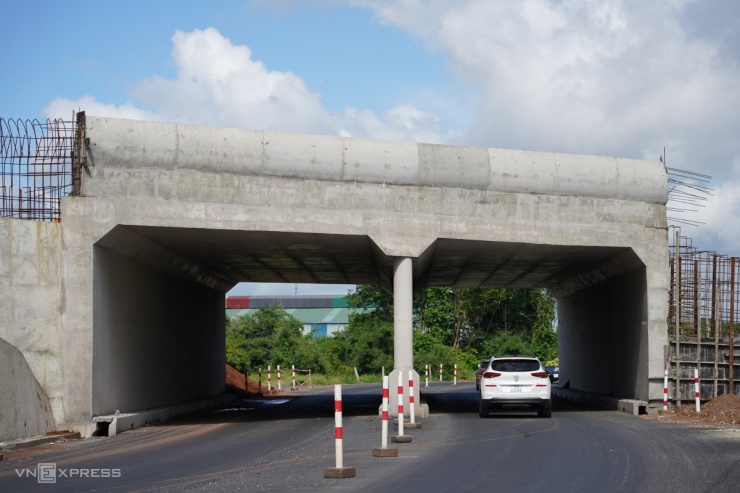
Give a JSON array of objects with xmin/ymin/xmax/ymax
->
[{"xmin": 0, "ymin": 114, "xmax": 668, "ymax": 438}]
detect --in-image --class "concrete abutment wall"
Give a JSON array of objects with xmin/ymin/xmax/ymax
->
[
  {"xmin": 0, "ymin": 219, "xmax": 63, "ymax": 439},
  {"xmin": 93, "ymin": 247, "xmax": 225, "ymax": 416},
  {"xmin": 559, "ymin": 265, "xmax": 652, "ymax": 401}
]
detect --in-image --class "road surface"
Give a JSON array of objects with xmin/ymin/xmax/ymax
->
[{"xmin": 2, "ymin": 382, "xmax": 739, "ymax": 492}]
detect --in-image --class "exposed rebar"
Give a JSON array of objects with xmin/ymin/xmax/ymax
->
[{"xmin": 0, "ymin": 115, "xmax": 78, "ymax": 221}]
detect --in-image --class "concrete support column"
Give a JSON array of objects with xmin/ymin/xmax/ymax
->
[
  {"xmin": 387, "ymin": 257, "xmax": 427, "ymax": 417},
  {"xmin": 393, "ymin": 257, "xmax": 413, "ymax": 369}
]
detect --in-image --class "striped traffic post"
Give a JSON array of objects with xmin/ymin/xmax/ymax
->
[
  {"xmin": 454, "ymin": 364, "xmax": 457, "ymax": 385},
  {"xmin": 372, "ymin": 375, "xmax": 398, "ymax": 457},
  {"xmin": 268, "ymin": 365, "xmax": 272, "ymax": 393},
  {"xmin": 695, "ymin": 368, "xmax": 701, "ymax": 412},
  {"xmin": 277, "ymin": 365, "xmax": 282, "ymax": 391},
  {"xmin": 292, "ymin": 365, "xmax": 296, "ymax": 390},
  {"xmin": 406, "ymin": 372, "xmax": 421, "ymax": 429},
  {"xmin": 324, "ymin": 385, "xmax": 356, "ymax": 478},
  {"xmin": 391, "ymin": 370, "xmax": 412, "ymax": 443},
  {"xmin": 409, "ymin": 373, "xmax": 416, "ymax": 423},
  {"xmin": 425, "ymin": 364, "xmax": 429, "ymax": 388},
  {"xmin": 258, "ymin": 368, "xmax": 262, "ymax": 391},
  {"xmin": 397, "ymin": 370, "xmax": 404, "ymax": 436},
  {"xmin": 663, "ymin": 369, "xmax": 668, "ymax": 411},
  {"xmin": 439, "ymin": 364, "xmax": 443, "ymax": 382}
]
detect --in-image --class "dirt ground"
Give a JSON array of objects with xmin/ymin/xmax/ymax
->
[
  {"xmin": 225, "ymin": 364, "xmax": 284, "ymax": 396},
  {"xmin": 643, "ymin": 394, "xmax": 740, "ymax": 427}
]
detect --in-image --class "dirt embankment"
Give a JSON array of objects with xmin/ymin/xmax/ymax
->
[
  {"xmin": 225, "ymin": 364, "xmax": 284, "ymax": 396},
  {"xmin": 643, "ymin": 394, "xmax": 740, "ymax": 427}
]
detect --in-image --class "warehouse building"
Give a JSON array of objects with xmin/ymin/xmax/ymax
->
[{"xmin": 225, "ymin": 295, "xmax": 358, "ymax": 337}]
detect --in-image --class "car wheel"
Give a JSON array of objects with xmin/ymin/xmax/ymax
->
[
  {"xmin": 479, "ymin": 400, "xmax": 488, "ymax": 418},
  {"xmin": 538, "ymin": 402, "xmax": 552, "ymax": 418}
]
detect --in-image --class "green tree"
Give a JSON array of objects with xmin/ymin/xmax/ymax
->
[
  {"xmin": 527, "ymin": 289, "xmax": 558, "ymax": 361},
  {"xmin": 340, "ymin": 284, "xmax": 395, "ymax": 374},
  {"xmin": 335, "ymin": 317, "xmax": 394, "ymax": 374},
  {"xmin": 415, "ymin": 287, "xmax": 455, "ymax": 346},
  {"xmin": 346, "ymin": 284, "xmax": 393, "ymax": 323},
  {"xmin": 225, "ymin": 304, "xmax": 306, "ymax": 373}
]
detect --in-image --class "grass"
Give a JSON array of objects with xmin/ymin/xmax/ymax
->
[{"xmin": 247, "ymin": 370, "xmax": 474, "ymax": 388}]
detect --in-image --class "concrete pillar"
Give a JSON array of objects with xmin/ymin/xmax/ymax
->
[
  {"xmin": 387, "ymin": 257, "xmax": 427, "ymax": 417},
  {"xmin": 393, "ymin": 257, "xmax": 413, "ymax": 369}
]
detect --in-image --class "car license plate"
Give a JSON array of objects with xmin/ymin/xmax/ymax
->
[{"xmin": 510, "ymin": 386, "xmax": 522, "ymax": 392}]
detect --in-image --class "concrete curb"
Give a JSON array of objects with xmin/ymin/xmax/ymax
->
[
  {"xmin": 93, "ymin": 394, "xmax": 238, "ymax": 437},
  {"xmin": 552, "ymin": 387, "xmax": 648, "ymax": 415}
]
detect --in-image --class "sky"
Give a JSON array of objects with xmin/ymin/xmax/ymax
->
[{"xmin": 2, "ymin": 0, "xmax": 739, "ymax": 296}]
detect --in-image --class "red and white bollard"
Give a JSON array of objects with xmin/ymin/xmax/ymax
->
[
  {"xmin": 439, "ymin": 364, "xmax": 443, "ymax": 382},
  {"xmin": 292, "ymin": 365, "xmax": 296, "ymax": 389},
  {"xmin": 268, "ymin": 365, "xmax": 272, "ymax": 392},
  {"xmin": 334, "ymin": 385, "xmax": 343, "ymax": 467},
  {"xmin": 277, "ymin": 365, "xmax": 282, "ymax": 391},
  {"xmin": 391, "ymin": 370, "xmax": 412, "ymax": 443},
  {"xmin": 663, "ymin": 369, "xmax": 668, "ymax": 411},
  {"xmin": 324, "ymin": 385, "xmax": 356, "ymax": 478},
  {"xmin": 258, "ymin": 368, "xmax": 262, "ymax": 391},
  {"xmin": 454, "ymin": 364, "xmax": 457, "ymax": 385},
  {"xmin": 397, "ymin": 370, "xmax": 404, "ymax": 436},
  {"xmin": 382, "ymin": 376, "xmax": 390, "ymax": 446},
  {"xmin": 695, "ymin": 368, "xmax": 701, "ymax": 413},
  {"xmin": 425, "ymin": 364, "xmax": 429, "ymax": 388},
  {"xmin": 372, "ymin": 375, "xmax": 397, "ymax": 457},
  {"xmin": 409, "ymin": 373, "xmax": 416, "ymax": 424}
]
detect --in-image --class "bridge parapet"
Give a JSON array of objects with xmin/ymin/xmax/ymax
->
[{"xmin": 82, "ymin": 116, "xmax": 667, "ymax": 204}]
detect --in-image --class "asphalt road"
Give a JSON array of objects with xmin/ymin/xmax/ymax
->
[{"xmin": 2, "ymin": 382, "xmax": 739, "ymax": 492}]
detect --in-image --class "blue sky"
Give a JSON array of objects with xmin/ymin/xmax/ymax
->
[
  {"xmin": 3, "ymin": 0, "xmax": 740, "ymax": 296},
  {"xmin": 2, "ymin": 1, "xmax": 461, "ymax": 128}
]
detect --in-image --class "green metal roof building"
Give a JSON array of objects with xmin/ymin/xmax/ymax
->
[{"xmin": 225, "ymin": 295, "xmax": 360, "ymax": 337}]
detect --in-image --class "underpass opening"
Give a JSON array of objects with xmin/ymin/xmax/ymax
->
[
  {"xmin": 422, "ymin": 239, "xmax": 649, "ymax": 402},
  {"xmin": 91, "ymin": 225, "xmax": 652, "ymax": 419},
  {"xmin": 91, "ymin": 226, "xmax": 390, "ymax": 417}
]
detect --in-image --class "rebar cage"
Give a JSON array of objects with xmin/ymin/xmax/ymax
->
[
  {"xmin": 0, "ymin": 112, "xmax": 82, "ymax": 221},
  {"xmin": 668, "ymin": 226, "xmax": 739, "ymax": 400}
]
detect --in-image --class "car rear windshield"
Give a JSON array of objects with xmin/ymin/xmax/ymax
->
[{"xmin": 491, "ymin": 359, "xmax": 540, "ymax": 372}]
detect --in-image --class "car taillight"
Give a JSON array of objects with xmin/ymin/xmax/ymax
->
[
  {"xmin": 531, "ymin": 371, "xmax": 549, "ymax": 378},
  {"xmin": 483, "ymin": 371, "xmax": 501, "ymax": 378}
]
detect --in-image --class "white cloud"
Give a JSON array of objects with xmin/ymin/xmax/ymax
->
[
  {"xmin": 690, "ymin": 163, "xmax": 740, "ymax": 253},
  {"xmin": 45, "ymin": 27, "xmax": 444, "ymax": 144},
  {"xmin": 355, "ymin": 1, "xmax": 740, "ymax": 162},
  {"xmin": 351, "ymin": 0, "xmax": 740, "ymax": 252},
  {"xmin": 340, "ymin": 104, "xmax": 443, "ymax": 143},
  {"xmin": 131, "ymin": 28, "xmax": 336, "ymax": 134},
  {"xmin": 44, "ymin": 95, "xmax": 159, "ymax": 122}
]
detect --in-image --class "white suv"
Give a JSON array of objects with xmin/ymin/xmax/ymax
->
[{"xmin": 479, "ymin": 356, "xmax": 552, "ymax": 418}]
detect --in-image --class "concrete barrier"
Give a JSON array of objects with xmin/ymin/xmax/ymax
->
[
  {"xmin": 0, "ymin": 338, "xmax": 56, "ymax": 441},
  {"xmin": 552, "ymin": 387, "xmax": 647, "ymax": 415}
]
